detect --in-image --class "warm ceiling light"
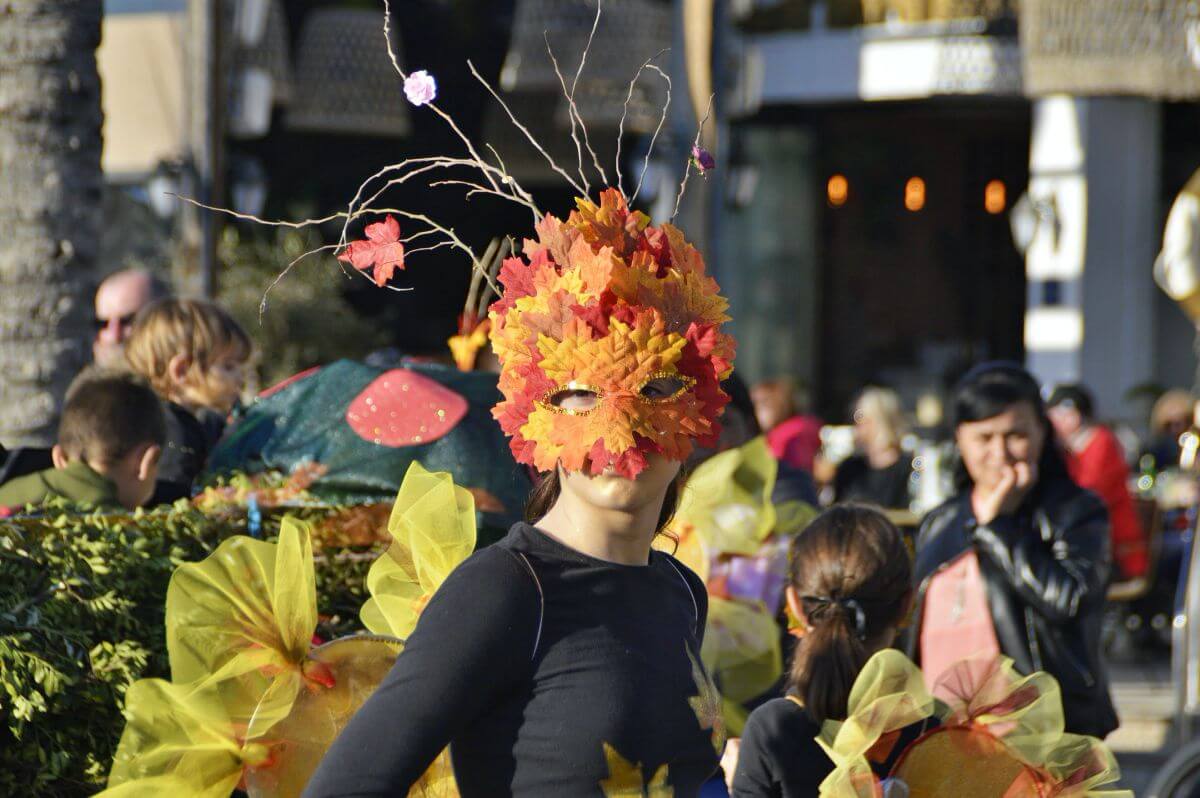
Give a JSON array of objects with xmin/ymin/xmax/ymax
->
[
  {"xmin": 827, "ymin": 174, "xmax": 849, "ymax": 207},
  {"xmin": 904, "ymin": 177, "xmax": 925, "ymax": 212},
  {"xmin": 985, "ymin": 179, "xmax": 1007, "ymax": 214}
]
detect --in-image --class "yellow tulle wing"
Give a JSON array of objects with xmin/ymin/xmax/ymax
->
[
  {"xmin": 701, "ymin": 597, "xmax": 782, "ymax": 735},
  {"xmin": 819, "ymin": 652, "xmax": 1131, "ymax": 798},
  {"xmin": 102, "ymin": 678, "xmax": 267, "ymax": 798},
  {"xmin": 931, "ymin": 655, "xmax": 1065, "ymax": 768},
  {"xmin": 774, "ymin": 499, "xmax": 818, "ymax": 538},
  {"xmin": 166, "ymin": 518, "xmax": 317, "ymax": 686},
  {"xmin": 817, "ymin": 761, "xmax": 885, "ymax": 798},
  {"xmin": 671, "ymin": 437, "xmax": 778, "ymax": 557},
  {"xmin": 241, "ymin": 635, "xmax": 405, "ymax": 798},
  {"xmin": 361, "ymin": 462, "xmax": 477, "ymax": 639},
  {"xmin": 818, "ymin": 649, "xmax": 934, "ymax": 771},
  {"xmin": 1043, "ymin": 734, "xmax": 1133, "ymax": 797}
]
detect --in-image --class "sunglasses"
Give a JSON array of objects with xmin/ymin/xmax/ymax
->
[{"xmin": 92, "ymin": 313, "xmax": 137, "ymax": 333}]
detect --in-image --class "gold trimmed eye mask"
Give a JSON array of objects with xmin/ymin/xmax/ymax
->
[{"xmin": 488, "ymin": 188, "xmax": 735, "ymax": 478}]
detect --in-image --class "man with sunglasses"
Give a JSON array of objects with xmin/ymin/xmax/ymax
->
[{"xmin": 92, "ymin": 269, "xmax": 169, "ymax": 367}]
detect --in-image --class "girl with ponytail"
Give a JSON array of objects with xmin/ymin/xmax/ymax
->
[{"xmin": 730, "ymin": 504, "xmax": 923, "ymax": 797}]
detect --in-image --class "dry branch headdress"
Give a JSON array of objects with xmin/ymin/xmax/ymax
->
[{"xmin": 205, "ymin": 0, "xmax": 732, "ymax": 479}]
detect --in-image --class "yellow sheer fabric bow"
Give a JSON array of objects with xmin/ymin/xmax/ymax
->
[
  {"xmin": 670, "ymin": 437, "xmax": 779, "ymax": 557},
  {"xmin": 817, "ymin": 651, "xmax": 1132, "ymax": 798},
  {"xmin": 701, "ymin": 596, "xmax": 783, "ymax": 735},
  {"xmin": 658, "ymin": 437, "xmax": 817, "ymax": 734},
  {"xmin": 104, "ymin": 463, "xmax": 475, "ymax": 797},
  {"xmin": 360, "ymin": 461, "xmax": 477, "ymax": 640},
  {"xmin": 165, "ymin": 518, "xmax": 320, "ymax": 738},
  {"xmin": 104, "ymin": 679, "xmax": 272, "ymax": 798}
]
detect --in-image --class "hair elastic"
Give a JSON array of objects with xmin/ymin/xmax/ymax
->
[{"xmin": 803, "ymin": 596, "xmax": 869, "ymax": 641}]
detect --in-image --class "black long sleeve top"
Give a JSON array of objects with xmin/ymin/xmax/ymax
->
[
  {"xmin": 732, "ymin": 696, "xmax": 931, "ymax": 798},
  {"xmin": 303, "ymin": 522, "xmax": 721, "ymax": 797}
]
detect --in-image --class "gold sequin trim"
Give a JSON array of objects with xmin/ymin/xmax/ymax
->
[
  {"xmin": 636, "ymin": 371, "xmax": 697, "ymax": 403},
  {"xmin": 537, "ymin": 381, "xmax": 605, "ymax": 416}
]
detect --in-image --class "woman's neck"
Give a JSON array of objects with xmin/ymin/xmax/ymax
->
[
  {"xmin": 866, "ymin": 444, "xmax": 900, "ymax": 470},
  {"xmin": 1067, "ymin": 424, "xmax": 1096, "ymax": 453},
  {"xmin": 536, "ymin": 490, "xmax": 662, "ymax": 566}
]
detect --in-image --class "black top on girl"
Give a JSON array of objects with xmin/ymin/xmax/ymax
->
[
  {"xmin": 731, "ymin": 505, "xmax": 925, "ymax": 798},
  {"xmin": 303, "ymin": 458, "xmax": 721, "ymax": 797}
]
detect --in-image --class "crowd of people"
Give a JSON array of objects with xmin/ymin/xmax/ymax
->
[
  {"xmin": 0, "ymin": 269, "xmax": 252, "ymax": 513},
  {"xmin": 4, "ymin": 211, "xmax": 1157, "ymax": 796}
]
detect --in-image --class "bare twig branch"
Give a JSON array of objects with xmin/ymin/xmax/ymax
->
[
  {"xmin": 569, "ymin": 0, "xmax": 608, "ymax": 190},
  {"xmin": 631, "ymin": 64, "xmax": 672, "ymax": 205},
  {"xmin": 467, "ymin": 59, "xmax": 585, "ymax": 196},
  {"xmin": 175, "ymin": 196, "xmax": 345, "ymax": 228},
  {"xmin": 672, "ymin": 93, "xmax": 715, "ymax": 222},
  {"xmin": 379, "ymin": 0, "xmax": 503, "ymax": 203},
  {"xmin": 477, "ymin": 242, "xmax": 505, "ymax": 321},
  {"xmin": 258, "ymin": 243, "xmax": 342, "ymax": 320},
  {"xmin": 544, "ymin": 35, "xmax": 589, "ymax": 194},
  {"xmin": 465, "ymin": 237, "xmax": 499, "ymax": 321},
  {"xmin": 615, "ymin": 49, "xmax": 668, "ymax": 200}
]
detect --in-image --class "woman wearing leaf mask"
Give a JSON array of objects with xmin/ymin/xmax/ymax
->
[{"xmin": 304, "ymin": 189, "xmax": 735, "ymax": 797}]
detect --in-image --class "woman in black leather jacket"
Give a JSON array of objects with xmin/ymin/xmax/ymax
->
[{"xmin": 908, "ymin": 362, "xmax": 1118, "ymax": 739}]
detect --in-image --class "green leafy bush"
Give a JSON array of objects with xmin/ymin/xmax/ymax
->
[{"xmin": 0, "ymin": 502, "xmax": 380, "ymax": 796}]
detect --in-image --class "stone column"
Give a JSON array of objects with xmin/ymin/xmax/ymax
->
[{"xmin": 1023, "ymin": 95, "xmax": 1160, "ymax": 420}]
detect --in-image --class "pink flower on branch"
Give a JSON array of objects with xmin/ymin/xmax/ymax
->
[
  {"xmin": 690, "ymin": 145, "xmax": 715, "ymax": 174},
  {"xmin": 404, "ymin": 70, "xmax": 437, "ymax": 106},
  {"xmin": 338, "ymin": 216, "xmax": 406, "ymax": 287}
]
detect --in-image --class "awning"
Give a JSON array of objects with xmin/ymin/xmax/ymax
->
[
  {"xmin": 98, "ymin": 12, "xmax": 186, "ymax": 179},
  {"xmin": 1021, "ymin": 0, "xmax": 1200, "ymax": 99}
]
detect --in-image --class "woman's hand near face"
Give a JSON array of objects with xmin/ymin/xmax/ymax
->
[{"xmin": 972, "ymin": 459, "xmax": 1038, "ymax": 525}]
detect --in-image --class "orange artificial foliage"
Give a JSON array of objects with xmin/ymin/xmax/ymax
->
[
  {"xmin": 488, "ymin": 189, "xmax": 734, "ymax": 478},
  {"xmin": 338, "ymin": 216, "xmax": 406, "ymax": 287}
]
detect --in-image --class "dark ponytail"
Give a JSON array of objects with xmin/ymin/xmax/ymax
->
[{"xmin": 786, "ymin": 504, "xmax": 912, "ymax": 724}]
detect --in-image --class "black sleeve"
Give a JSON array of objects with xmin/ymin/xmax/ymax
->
[
  {"xmin": 832, "ymin": 457, "xmax": 861, "ymax": 503},
  {"xmin": 302, "ymin": 545, "xmax": 540, "ymax": 797},
  {"xmin": 730, "ymin": 705, "xmax": 784, "ymax": 798},
  {"xmin": 972, "ymin": 493, "xmax": 1112, "ymax": 623}
]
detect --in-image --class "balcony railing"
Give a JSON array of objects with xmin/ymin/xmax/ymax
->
[{"xmin": 733, "ymin": 0, "xmax": 1019, "ymax": 32}]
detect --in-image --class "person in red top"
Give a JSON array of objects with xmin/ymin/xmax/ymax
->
[
  {"xmin": 750, "ymin": 377, "xmax": 822, "ymax": 472},
  {"xmin": 1048, "ymin": 384, "xmax": 1148, "ymax": 580}
]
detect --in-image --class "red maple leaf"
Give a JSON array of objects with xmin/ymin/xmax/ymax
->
[{"xmin": 338, "ymin": 216, "xmax": 406, "ymax": 287}]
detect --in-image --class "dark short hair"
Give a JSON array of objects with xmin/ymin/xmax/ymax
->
[
  {"xmin": 58, "ymin": 369, "xmax": 167, "ymax": 466},
  {"xmin": 951, "ymin": 361, "xmax": 1069, "ymax": 491},
  {"xmin": 1047, "ymin": 383, "xmax": 1095, "ymax": 421}
]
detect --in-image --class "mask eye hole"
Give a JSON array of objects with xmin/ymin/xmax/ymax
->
[
  {"xmin": 639, "ymin": 374, "xmax": 694, "ymax": 402},
  {"xmin": 544, "ymin": 384, "xmax": 602, "ymax": 415}
]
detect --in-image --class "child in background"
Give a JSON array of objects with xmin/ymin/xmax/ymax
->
[
  {"xmin": 0, "ymin": 370, "xmax": 166, "ymax": 513},
  {"xmin": 729, "ymin": 505, "xmax": 922, "ymax": 798},
  {"xmin": 124, "ymin": 298, "xmax": 251, "ymax": 504}
]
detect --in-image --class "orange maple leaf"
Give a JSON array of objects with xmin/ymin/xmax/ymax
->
[{"xmin": 338, "ymin": 216, "xmax": 406, "ymax": 287}]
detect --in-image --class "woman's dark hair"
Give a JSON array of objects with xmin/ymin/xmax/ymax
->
[
  {"xmin": 786, "ymin": 504, "xmax": 911, "ymax": 725},
  {"xmin": 1046, "ymin": 383, "xmax": 1095, "ymax": 421},
  {"xmin": 951, "ymin": 361, "xmax": 1070, "ymax": 492},
  {"xmin": 524, "ymin": 467, "xmax": 686, "ymax": 536}
]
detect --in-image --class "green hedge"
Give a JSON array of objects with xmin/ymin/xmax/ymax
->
[{"xmin": 0, "ymin": 502, "xmax": 380, "ymax": 797}]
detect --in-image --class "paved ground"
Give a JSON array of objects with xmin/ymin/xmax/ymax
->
[{"xmin": 1110, "ymin": 657, "xmax": 1176, "ymax": 792}]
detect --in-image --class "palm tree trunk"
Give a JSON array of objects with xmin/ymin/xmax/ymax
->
[{"xmin": 0, "ymin": 0, "xmax": 102, "ymax": 447}]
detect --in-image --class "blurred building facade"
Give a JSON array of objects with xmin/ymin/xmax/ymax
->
[
  {"xmin": 718, "ymin": 0, "xmax": 1200, "ymax": 424},
  {"xmin": 96, "ymin": 1, "xmax": 1200, "ymax": 424}
]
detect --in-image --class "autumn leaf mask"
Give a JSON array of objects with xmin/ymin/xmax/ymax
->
[{"xmin": 488, "ymin": 189, "xmax": 735, "ymax": 479}]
